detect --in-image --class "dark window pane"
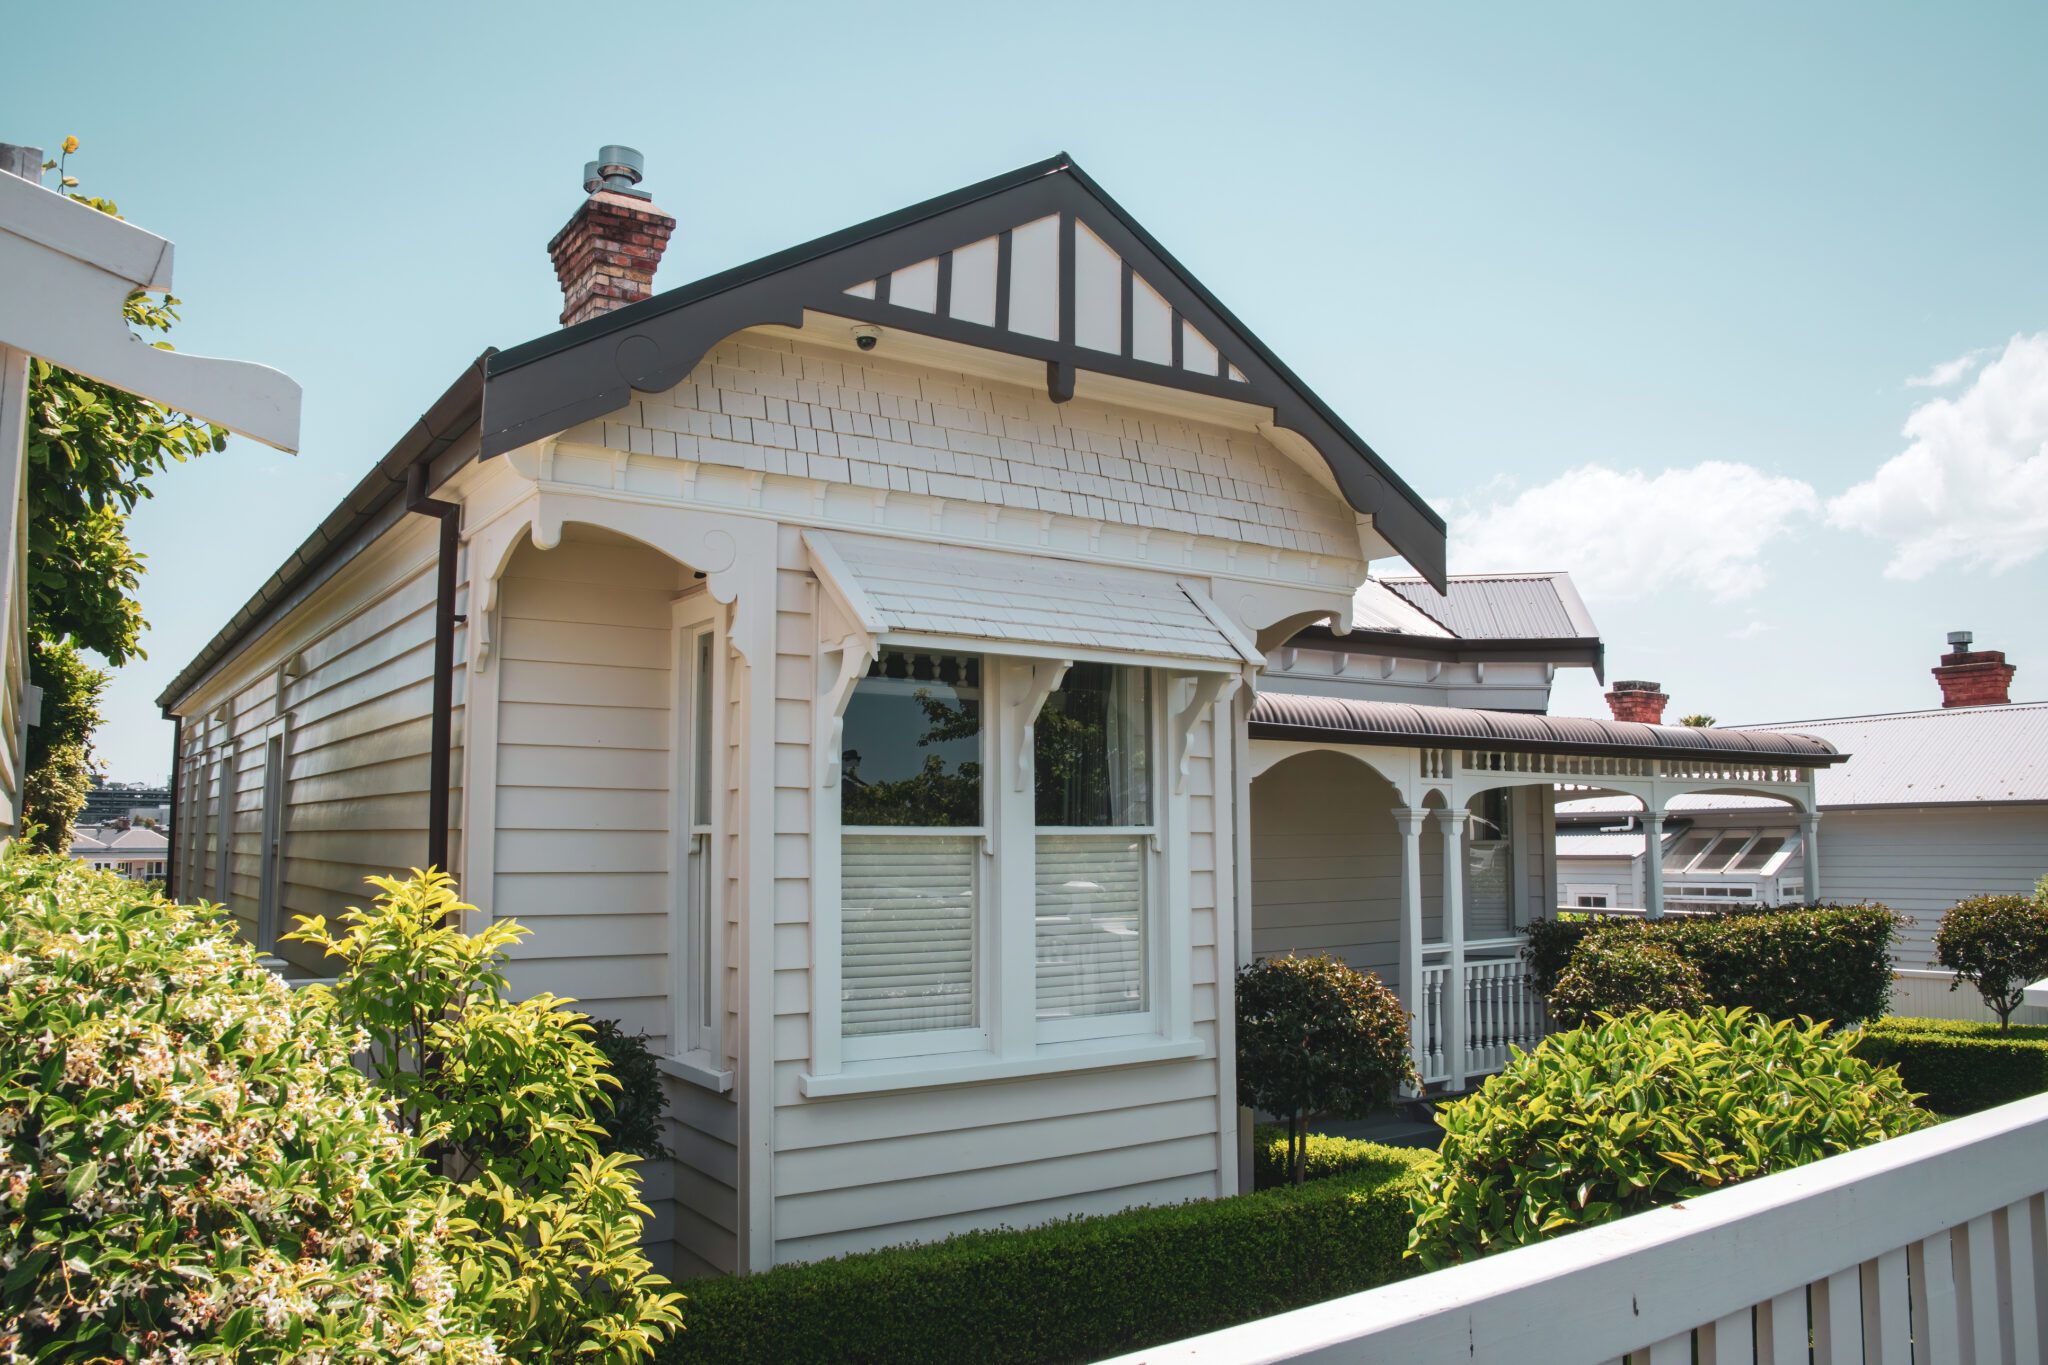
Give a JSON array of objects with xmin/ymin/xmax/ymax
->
[
  {"xmin": 841, "ymin": 651, "xmax": 982, "ymax": 827},
  {"xmin": 1036, "ymin": 663, "xmax": 1150, "ymax": 827}
]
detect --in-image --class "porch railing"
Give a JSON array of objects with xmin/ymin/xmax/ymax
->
[
  {"xmin": 1417, "ymin": 939, "xmax": 1549, "ymax": 1088},
  {"xmin": 1103, "ymin": 1092, "xmax": 2048, "ymax": 1364}
]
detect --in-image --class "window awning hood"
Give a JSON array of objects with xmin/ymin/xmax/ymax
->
[
  {"xmin": 1250, "ymin": 693, "xmax": 1846, "ymax": 765},
  {"xmin": 806, "ymin": 530, "xmax": 1261, "ymax": 669}
]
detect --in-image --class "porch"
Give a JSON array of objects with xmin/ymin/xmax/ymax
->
[{"xmin": 1246, "ymin": 694, "xmax": 1838, "ymax": 1091}]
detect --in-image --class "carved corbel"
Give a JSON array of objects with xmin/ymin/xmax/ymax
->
[
  {"xmin": 1012, "ymin": 659, "xmax": 1073, "ymax": 792},
  {"xmin": 1171, "ymin": 670, "xmax": 1242, "ymax": 794},
  {"xmin": 819, "ymin": 633, "xmax": 880, "ymax": 789}
]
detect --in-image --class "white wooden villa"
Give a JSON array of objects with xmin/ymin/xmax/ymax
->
[{"xmin": 157, "ymin": 151, "xmax": 1844, "ymax": 1277}]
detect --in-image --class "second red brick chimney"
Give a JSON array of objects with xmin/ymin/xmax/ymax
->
[
  {"xmin": 1606, "ymin": 679, "xmax": 1668, "ymax": 724},
  {"xmin": 1933, "ymin": 631, "xmax": 2016, "ymax": 709},
  {"xmin": 548, "ymin": 145, "xmax": 675, "ymax": 328}
]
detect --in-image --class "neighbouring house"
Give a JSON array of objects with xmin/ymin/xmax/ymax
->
[
  {"xmin": 1556, "ymin": 633, "xmax": 2048, "ymax": 1017},
  {"xmin": 69, "ymin": 820, "xmax": 169, "ymax": 882},
  {"xmin": 0, "ymin": 142, "xmax": 300, "ymax": 840},
  {"xmin": 157, "ymin": 150, "xmax": 1842, "ymax": 1277},
  {"xmin": 80, "ymin": 778, "xmax": 173, "ymax": 827}
]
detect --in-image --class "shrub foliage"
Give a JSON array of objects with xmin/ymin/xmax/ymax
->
[
  {"xmin": 1250, "ymin": 1126, "xmax": 1424, "ymax": 1189},
  {"xmin": 1546, "ymin": 934, "xmax": 1709, "ymax": 1027},
  {"xmin": 0, "ymin": 850, "xmax": 501, "ymax": 1361},
  {"xmin": 1934, "ymin": 891, "xmax": 2048, "ymax": 1030},
  {"xmin": 1236, "ymin": 953, "xmax": 1417, "ymax": 1184},
  {"xmin": 1408, "ymin": 1008, "xmax": 1930, "ymax": 1269},
  {"xmin": 662, "ymin": 1150, "xmax": 1430, "ymax": 1365},
  {"xmin": 288, "ymin": 870, "xmax": 683, "ymax": 1359},
  {"xmin": 1526, "ymin": 903, "xmax": 1899, "ymax": 1024}
]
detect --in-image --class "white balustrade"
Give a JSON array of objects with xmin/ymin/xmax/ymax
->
[
  {"xmin": 1101, "ymin": 1093, "xmax": 2048, "ymax": 1365},
  {"xmin": 1416, "ymin": 941, "xmax": 1550, "ymax": 1088}
]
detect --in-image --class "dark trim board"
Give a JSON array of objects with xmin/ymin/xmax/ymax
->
[
  {"xmin": 479, "ymin": 153, "xmax": 1449, "ymax": 587},
  {"xmin": 1287, "ymin": 625, "xmax": 1606, "ymax": 679}
]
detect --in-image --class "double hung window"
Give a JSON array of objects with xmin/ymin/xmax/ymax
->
[{"xmin": 834, "ymin": 650, "xmax": 1171, "ymax": 1064}]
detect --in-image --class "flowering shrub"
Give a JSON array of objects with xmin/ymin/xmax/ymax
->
[
  {"xmin": 288, "ymin": 870, "xmax": 683, "ymax": 1360},
  {"xmin": 0, "ymin": 849, "xmax": 502, "ymax": 1362}
]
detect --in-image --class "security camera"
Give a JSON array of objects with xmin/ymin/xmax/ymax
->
[{"xmin": 852, "ymin": 325, "xmax": 882, "ymax": 352}]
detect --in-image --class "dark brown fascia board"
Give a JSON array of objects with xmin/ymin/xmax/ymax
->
[
  {"xmin": 1246, "ymin": 719, "xmax": 1852, "ymax": 767},
  {"xmin": 155, "ymin": 353, "xmax": 493, "ymax": 714},
  {"xmin": 479, "ymin": 152, "xmax": 1449, "ymax": 587},
  {"xmin": 1287, "ymin": 625, "xmax": 1607, "ymax": 681}
]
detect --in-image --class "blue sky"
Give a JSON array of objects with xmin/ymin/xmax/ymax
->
[{"xmin": 13, "ymin": 1, "xmax": 2046, "ymax": 781}]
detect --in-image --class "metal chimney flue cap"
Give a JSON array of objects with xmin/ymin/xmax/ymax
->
[
  {"xmin": 582, "ymin": 145, "xmax": 651, "ymax": 200},
  {"xmin": 1948, "ymin": 630, "xmax": 1973, "ymax": 649}
]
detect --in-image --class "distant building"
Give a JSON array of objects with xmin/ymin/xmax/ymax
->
[
  {"xmin": 80, "ymin": 780, "xmax": 171, "ymax": 827},
  {"xmin": 1557, "ymin": 632, "xmax": 2047, "ymax": 972},
  {"xmin": 69, "ymin": 821, "xmax": 169, "ymax": 882}
]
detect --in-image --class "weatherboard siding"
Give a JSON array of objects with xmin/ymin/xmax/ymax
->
[
  {"xmin": 169, "ymin": 518, "xmax": 464, "ymax": 974},
  {"xmin": 1816, "ymin": 805, "xmax": 2048, "ymax": 970}
]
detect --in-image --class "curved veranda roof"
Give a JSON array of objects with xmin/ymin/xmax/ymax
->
[{"xmin": 1250, "ymin": 694, "xmax": 1844, "ymax": 765}]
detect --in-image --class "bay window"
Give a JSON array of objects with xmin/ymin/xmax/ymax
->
[{"xmin": 827, "ymin": 646, "xmax": 1190, "ymax": 1079}]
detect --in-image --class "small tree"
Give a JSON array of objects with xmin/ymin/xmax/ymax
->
[
  {"xmin": 1935, "ymin": 891, "xmax": 2048, "ymax": 1031},
  {"xmin": 1236, "ymin": 953, "xmax": 1417, "ymax": 1185},
  {"xmin": 1677, "ymin": 713, "xmax": 1717, "ymax": 728}
]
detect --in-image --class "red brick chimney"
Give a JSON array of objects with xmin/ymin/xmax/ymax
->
[
  {"xmin": 1933, "ymin": 631, "xmax": 2015, "ymax": 709},
  {"xmin": 547, "ymin": 145, "xmax": 675, "ymax": 327},
  {"xmin": 1606, "ymin": 679, "xmax": 1668, "ymax": 724}
]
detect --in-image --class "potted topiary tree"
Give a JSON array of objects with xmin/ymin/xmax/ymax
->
[
  {"xmin": 1236, "ymin": 953, "xmax": 1417, "ymax": 1184},
  {"xmin": 1935, "ymin": 886, "xmax": 2048, "ymax": 1031}
]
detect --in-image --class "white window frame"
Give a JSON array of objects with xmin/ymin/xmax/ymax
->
[
  {"xmin": 805, "ymin": 645, "xmax": 1208, "ymax": 1095},
  {"xmin": 1565, "ymin": 884, "xmax": 1613, "ymax": 910},
  {"xmin": 666, "ymin": 591, "xmax": 732, "ymax": 1090},
  {"xmin": 254, "ymin": 714, "xmax": 290, "ymax": 954}
]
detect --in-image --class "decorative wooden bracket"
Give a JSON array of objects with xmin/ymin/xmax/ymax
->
[
  {"xmin": 819, "ymin": 632, "xmax": 880, "ymax": 790},
  {"xmin": 1171, "ymin": 670, "xmax": 1241, "ymax": 795},
  {"xmin": 1012, "ymin": 658, "xmax": 1073, "ymax": 791}
]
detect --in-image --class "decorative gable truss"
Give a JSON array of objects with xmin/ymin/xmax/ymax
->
[
  {"xmin": 481, "ymin": 155, "xmax": 1449, "ymax": 586},
  {"xmin": 840, "ymin": 214, "xmax": 1248, "ymax": 402}
]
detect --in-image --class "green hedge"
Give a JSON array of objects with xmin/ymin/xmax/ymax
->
[
  {"xmin": 1251, "ymin": 1126, "xmax": 1421, "ymax": 1188},
  {"xmin": 1526, "ymin": 903, "xmax": 1898, "ymax": 1025},
  {"xmin": 663, "ymin": 1149, "xmax": 1430, "ymax": 1365},
  {"xmin": 1854, "ymin": 1017, "xmax": 2048, "ymax": 1114}
]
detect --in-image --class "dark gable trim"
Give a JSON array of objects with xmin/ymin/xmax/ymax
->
[
  {"xmin": 154, "ymin": 355, "xmax": 492, "ymax": 713},
  {"xmin": 480, "ymin": 153, "xmax": 1449, "ymax": 588}
]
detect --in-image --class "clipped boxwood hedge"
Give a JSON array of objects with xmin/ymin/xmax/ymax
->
[
  {"xmin": 663, "ymin": 1147, "xmax": 1430, "ymax": 1365},
  {"xmin": 1251, "ymin": 1126, "xmax": 1421, "ymax": 1188},
  {"xmin": 1526, "ymin": 903, "xmax": 1898, "ymax": 1025},
  {"xmin": 1853, "ymin": 1017, "xmax": 2048, "ymax": 1114}
]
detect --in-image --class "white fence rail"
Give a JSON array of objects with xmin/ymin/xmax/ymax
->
[
  {"xmin": 1103, "ymin": 1093, "xmax": 2048, "ymax": 1365},
  {"xmin": 1418, "ymin": 941, "xmax": 1550, "ymax": 1087}
]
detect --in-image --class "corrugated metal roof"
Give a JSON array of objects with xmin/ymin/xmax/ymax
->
[
  {"xmin": 1377, "ymin": 572, "xmax": 1598, "ymax": 641},
  {"xmin": 1250, "ymin": 694, "xmax": 1842, "ymax": 763},
  {"xmin": 1748, "ymin": 703, "xmax": 2048, "ymax": 808},
  {"xmin": 1556, "ymin": 829, "xmax": 1648, "ymax": 857},
  {"xmin": 1350, "ymin": 579, "xmax": 1454, "ymax": 637},
  {"xmin": 815, "ymin": 531, "xmax": 1256, "ymax": 665}
]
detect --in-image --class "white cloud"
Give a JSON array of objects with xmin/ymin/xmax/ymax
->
[
  {"xmin": 1905, "ymin": 349, "xmax": 1986, "ymax": 389},
  {"xmin": 1447, "ymin": 461, "xmax": 1820, "ymax": 603},
  {"xmin": 1828, "ymin": 331, "xmax": 2048, "ymax": 579},
  {"xmin": 1728, "ymin": 618, "xmax": 1773, "ymax": 640}
]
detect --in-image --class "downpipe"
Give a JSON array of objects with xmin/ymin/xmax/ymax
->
[{"xmin": 406, "ymin": 464, "xmax": 461, "ymax": 875}]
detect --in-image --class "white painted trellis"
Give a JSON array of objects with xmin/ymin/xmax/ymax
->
[{"xmin": 1101, "ymin": 1093, "xmax": 2048, "ymax": 1365}]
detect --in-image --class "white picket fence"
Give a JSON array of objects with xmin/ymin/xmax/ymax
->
[{"xmin": 1102, "ymin": 1093, "xmax": 2048, "ymax": 1365}]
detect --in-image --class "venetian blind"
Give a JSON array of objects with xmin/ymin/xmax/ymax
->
[
  {"xmin": 841, "ymin": 834, "xmax": 976, "ymax": 1036},
  {"xmin": 1035, "ymin": 834, "xmax": 1145, "ymax": 1019}
]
